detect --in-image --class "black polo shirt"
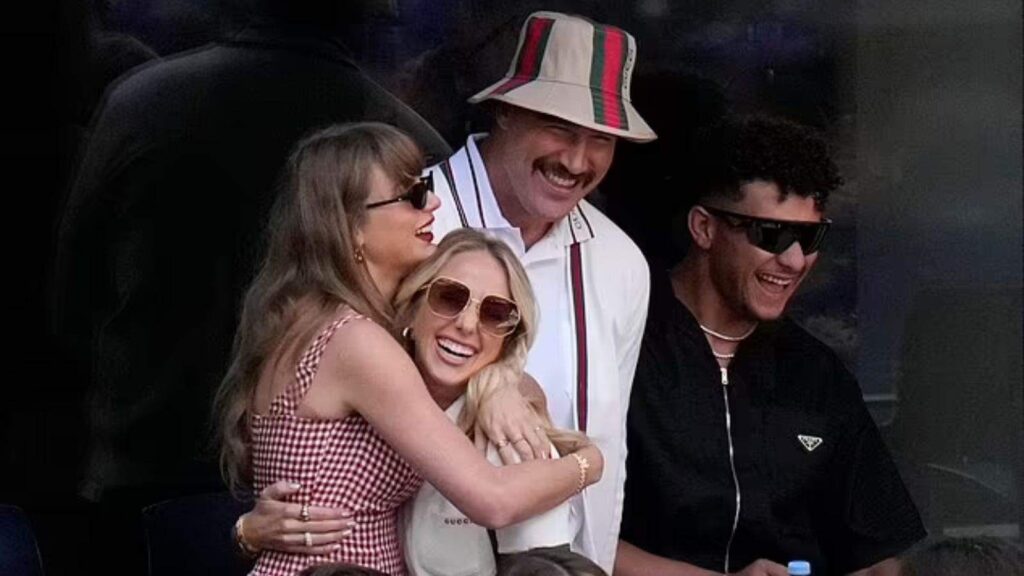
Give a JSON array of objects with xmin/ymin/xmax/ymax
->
[{"xmin": 621, "ymin": 273, "xmax": 925, "ymax": 575}]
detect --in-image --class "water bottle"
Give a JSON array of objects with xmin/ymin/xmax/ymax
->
[{"xmin": 787, "ymin": 560, "xmax": 811, "ymax": 575}]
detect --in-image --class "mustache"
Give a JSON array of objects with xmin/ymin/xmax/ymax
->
[{"xmin": 534, "ymin": 159, "xmax": 594, "ymax": 189}]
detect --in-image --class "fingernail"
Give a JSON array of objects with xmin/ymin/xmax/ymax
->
[
  {"xmin": 290, "ymin": 482, "xmax": 302, "ymax": 489},
  {"xmin": 333, "ymin": 544, "xmax": 342, "ymax": 551}
]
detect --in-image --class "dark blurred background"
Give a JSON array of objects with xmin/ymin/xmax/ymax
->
[{"xmin": 2, "ymin": 0, "xmax": 1020, "ymax": 573}]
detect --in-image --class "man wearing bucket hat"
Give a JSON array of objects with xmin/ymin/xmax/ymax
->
[
  {"xmin": 422, "ymin": 12, "xmax": 656, "ymax": 571},
  {"xmin": 235, "ymin": 11, "xmax": 655, "ymax": 572}
]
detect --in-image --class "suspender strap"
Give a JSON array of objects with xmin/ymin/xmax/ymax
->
[
  {"xmin": 569, "ymin": 242, "xmax": 589, "ymax": 433},
  {"xmin": 487, "ymin": 528, "xmax": 499, "ymax": 558},
  {"xmin": 466, "ymin": 152, "xmax": 488, "ymax": 227},
  {"xmin": 439, "ymin": 159, "xmax": 469, "ymax": 227}
]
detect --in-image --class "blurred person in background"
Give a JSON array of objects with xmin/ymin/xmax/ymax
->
[
  {"xmin": 51, "ymin": 1, "xmax": 449, "ymax": 570},
  {"xmin": 899, "ymin": 536, "xmax": 1024, "ymax": 576}
]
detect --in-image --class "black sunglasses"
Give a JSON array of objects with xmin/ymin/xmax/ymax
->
[
  {"xmin": 701, "ymin": 205, "xmax": 831, "ymax": 255},
  {"xmin": 365, "ymin": 173, "xmax": 433, "ymax": 210},
  {"xmin": 421, "ymin": 277, "xmax": 521, "ymax": 337}
]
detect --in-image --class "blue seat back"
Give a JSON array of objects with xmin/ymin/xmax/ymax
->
[
  {"xmin": 0, "ymin": 504, "xmax": 44, "ymax": 576},
  {"xmin": 142, "ymin": 492, "xmax": 253, "ymax": 576}
]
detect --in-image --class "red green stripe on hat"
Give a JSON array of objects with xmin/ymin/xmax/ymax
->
[
  {"xmin": 491, "ymin": 16, "xmax": 555, "ymax": 95},
  {"xmin": 589, "ymin": 25, "xmax": 629, "ymax": 130}
]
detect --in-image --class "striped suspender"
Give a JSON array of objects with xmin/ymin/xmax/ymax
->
[
  {"xmin": 466, "ymin": 154, "xmax": 488, "ymax": 227},
  {"xmin": 438, "ymin": 159, "xmax": 469, "ymax": 227},
  {"xmin": 569, "ymin": 241, "xmax": 589, "ymax": 433}
]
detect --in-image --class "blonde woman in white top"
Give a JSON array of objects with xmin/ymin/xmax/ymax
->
[{"xmin": 392, "ymin": 228, "xmax": 590, "ymax": 576}]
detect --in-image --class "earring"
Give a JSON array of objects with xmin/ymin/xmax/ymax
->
[
  {"xmin": 401, "ymin": 327, "xmax": 412, "ymax": 340},
  {"xmin": 354, "ymin": 247, "xmax": 365, "ymax": 263}
]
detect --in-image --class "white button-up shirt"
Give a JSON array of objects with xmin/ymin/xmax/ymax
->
[{"xmin": 426, "ymin": 134, "xmax": 650, "ymax": 571}]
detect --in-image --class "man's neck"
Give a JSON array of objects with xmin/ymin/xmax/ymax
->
[
  {"xmin": 478, "ymin": 136, "xmax": 554, "ymax": 250},
  {"xmin": 670, "ymin": 258, "xmax": 756, "ymax": 337}
]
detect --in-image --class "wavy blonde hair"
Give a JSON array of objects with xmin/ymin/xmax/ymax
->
[
  {"xmin": 393, "ymin": 229, "xmax": 589, "ymax": 455},
  {"xmin": 213, "ymin": 122, "xmax": 425, "ymax": 493}
]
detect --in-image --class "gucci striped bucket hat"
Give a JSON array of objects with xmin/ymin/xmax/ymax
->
[{"xmin": 469, "ymin": 11, "xmax": 657, "ymax": 143}]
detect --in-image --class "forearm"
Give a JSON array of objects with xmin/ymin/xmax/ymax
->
[
  {"xmin": 451, "ymin": 446, "xmax": 599, "ymax": 528},
  {"xmin": 615, "ymin": 540, "xmax": 719, "ymax": 576},
  {"xmin": 349, "ymin": 345, "xmax": 597, "ymax": 528}
]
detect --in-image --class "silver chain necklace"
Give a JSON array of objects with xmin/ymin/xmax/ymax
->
[
  {"xmin": 699, "ymin": 322, "xmax": 758, "ymax": 342},
  {"xmin": 700, "ymin": 321, "xmax": 757, "ymax": 362}
]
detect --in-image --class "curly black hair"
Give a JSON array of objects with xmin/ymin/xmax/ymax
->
[{"xmin": 690, "ymin": 114, "xmax": 843, "ymax": 210}]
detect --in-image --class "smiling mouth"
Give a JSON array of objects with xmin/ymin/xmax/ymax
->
[
  {"xmin": 541, "ymin": 168, "xmax": 578, "ymax": 188},
  {"xmin": 437, "ymin": 337, "xmax": 476, "ymax": 360},
  {"xmin": 415, "ymin": 220, "xmax": 434, "ymax": 238},
  {"xmin": 756, "ymin": 272, "xmax": 795, "ymax": 293},
  {"xmin": 536, "ymin": 162, "xmax": 588, "ymax": 190}
]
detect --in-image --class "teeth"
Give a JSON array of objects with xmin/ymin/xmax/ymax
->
[
  {"xmin": 416, "ymin": 224, "xmax": 432, "ymax": 235},
  {"xmin": 438, "ymin": 337, "xmax": 474, "ymax": 357},
  {"xmin": 757, "ymin": 273, "xmax": 792, "ymax": 286},
  {"xmin": 542, "ymin": 168, "xmax": 577, "ymax": 188}
]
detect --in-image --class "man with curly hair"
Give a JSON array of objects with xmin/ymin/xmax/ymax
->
[{"xmin": 616, "ymin": 115, "xmax": 925, "ymax": 576}]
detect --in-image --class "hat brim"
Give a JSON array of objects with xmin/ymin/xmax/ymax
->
[{"xmin": 469, "ymin": 78, "xmax": 657, "ymax": 143}]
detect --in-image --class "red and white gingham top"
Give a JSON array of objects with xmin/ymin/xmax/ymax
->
[{"xmin": 249, "ymin": 313, "xmax": 423, "ymax": 576}]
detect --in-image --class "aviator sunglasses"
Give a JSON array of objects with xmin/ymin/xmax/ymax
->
[
  {"xmin": 421, "ymin": 277, "xmax": 521, "ymax": 337},
  {"xmin": 702, "ymin": 205, "xmax": 831, "ymax": 255},
  {"xmin": 365, "ymin": 173, "xmax": 434, "ymax": 210}
]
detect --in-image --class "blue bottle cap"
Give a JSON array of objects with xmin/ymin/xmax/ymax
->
[{"xmin": 787, "ymin": 560, "xmax": 811, "ymax": 575}]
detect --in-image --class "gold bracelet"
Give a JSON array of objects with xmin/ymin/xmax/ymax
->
[
  {"xmin": 570, "ymin": 452, "xmax": 590, "ymax": 494},
  {"xmin": 234, "ymin": 514, "xmax": 260, "ymax": 557}
]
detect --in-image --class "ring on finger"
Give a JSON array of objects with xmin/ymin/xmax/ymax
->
[
  {"xmin": 304, "ymin": 531, "xmax": 312, "ymax": 547},
  {"xmin": 300, "ymin": 503, "xmax": 311, "ymax": 522},
  {"xmin": 496, "ymin": 438, "xmax": 510, "ymax": 448}
]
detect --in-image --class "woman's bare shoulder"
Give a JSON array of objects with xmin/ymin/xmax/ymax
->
[{"xmin": 320, "ymin": 312, "xmax": 418, "ymax": 385}]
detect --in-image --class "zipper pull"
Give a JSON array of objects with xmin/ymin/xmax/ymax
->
[{"xmin": 720, "ymin": 366, "xmax": 729, "ymax": 386}]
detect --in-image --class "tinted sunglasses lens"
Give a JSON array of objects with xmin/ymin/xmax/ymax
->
[
  {"xmin": 753, "ymin": 224, "xmax": 794, "ymax": 254},
  {"xmin": 751, "ymin": 222, "xmax": 828, "ymax": 254},
  {"xmin": 799, "ymin": 223, "xmax": 829, "ymax": 254},
  {"xmin": 427, "ymin": 280, "xmax": 469, "ymax": 317},
  {"xmin": 479, "ymin": 297, "xmax": 519, "ymax": 334},
  {"xmin": 410, "ymin": 175, "xmax": 432, "ymax": 209}
]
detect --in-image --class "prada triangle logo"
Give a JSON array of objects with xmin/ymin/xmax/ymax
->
[{"xmin": 798, "ymin": 435, "xmax": 823, "ymax": 452}]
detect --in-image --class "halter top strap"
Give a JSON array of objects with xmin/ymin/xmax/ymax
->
[{"xmin": 269, "ymin": 312, "xmax": 365, "ymax": 415}]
